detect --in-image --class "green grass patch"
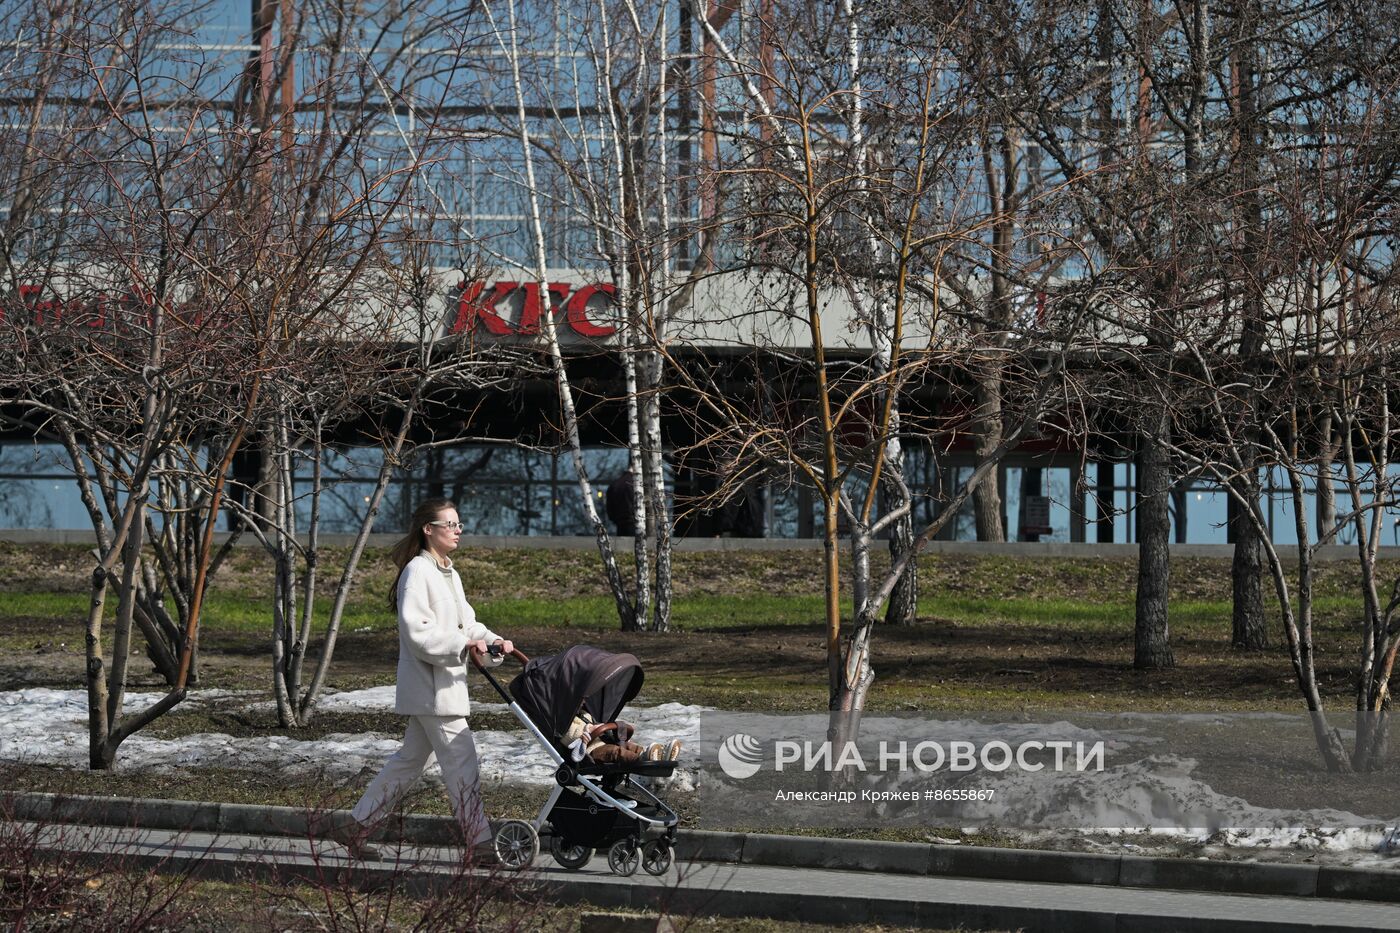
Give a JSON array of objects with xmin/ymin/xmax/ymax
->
[
  {"xmin": 0, "ymin": 590, "xmax": 396, "ymax": 635},
  {"xmin": 0, "ymin": 591, "xmax": 91, "ymax": 620},
  {"xmin": 0, "ymin": 546, "xmax": 1380, "ymax": 716},
  {"xmin": 13, "ymin": 588, "xmax": 1362, "ymax": 637},
  {"xmin": 475, "ymin": 593, "xmax": 836, "ymax": 630},
  {"xmin": 0, "ymin": 590, "xmax": 841, "ymax": 634}
]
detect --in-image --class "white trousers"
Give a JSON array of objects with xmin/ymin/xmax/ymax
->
[{"xmin": 350, "ymin": 714, "xmax": 491, "ymax": 844}]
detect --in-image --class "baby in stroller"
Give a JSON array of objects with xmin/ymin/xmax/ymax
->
[
  {"xmin": 563, "ymin": 712, "xmax": 682, "ymax": 765},
  {"xmin": 471, "ymin": 643, "xmax": 682, "ymax": 876}
]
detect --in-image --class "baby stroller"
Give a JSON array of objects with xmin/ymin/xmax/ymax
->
[{"xmin": 472, "ymin": 644, "xmax": 680, "ymax": 875}]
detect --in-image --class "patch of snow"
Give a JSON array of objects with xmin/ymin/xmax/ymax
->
[
  {"xmin": 0, "ymin": 688, "xmax": 705, "ymax": 791},
  {"xmin": 310, "ymin": 686, "xmax": 398, "ymax": 713}
]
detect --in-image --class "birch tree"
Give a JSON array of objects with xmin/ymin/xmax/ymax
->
[
  {"xmin": 680, "ymin": 0, "xmax": 1089, "ymax": 710},
  {"xmin": 464, "ymin": 0, "xmax": 696, "ymax": 631}
]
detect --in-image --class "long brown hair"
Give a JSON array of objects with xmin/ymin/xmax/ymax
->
[{"xmin": 388, "ymin": 497, "xmax": 456, "ymax": 610}]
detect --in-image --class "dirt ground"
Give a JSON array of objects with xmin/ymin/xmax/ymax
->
[
  {"xmin": 0, "ymin": 608, "xmax": 1361, "ymax": 712},
  {"xmin": 0, "ymin": 617, "xmax": 1332, "ymax": 709}
]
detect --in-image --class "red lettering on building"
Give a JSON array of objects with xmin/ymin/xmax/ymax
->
[
  {"xmin": 453, "ymin": 281, "xmax": 516, "ymax": 335},
  {"xmin": 8, "ymin": 280, "xmax": 620, "ymax": 339},
  {"xmin": 4, "ymin": 285, "xmax": 160, "ymax": 330},
  {"xmin": 452, "ymin": 280, "xmax": 617, "ymax": 338},
  {"xmin": 515, "ymin": 282, "xmax": 573, "ymax": 335},
  {"xmin": 89, "ymin": 293, "xmax": 108, "ymax": 328},
  {"xmin": 564, "ymin": 283, "xmax": 618, "ymax": 338},
  {"xmin": 0, "ymin": 284, "xmax": 42, "ymax": 322}
]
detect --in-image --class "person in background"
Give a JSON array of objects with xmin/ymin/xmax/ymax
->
[{"xmin": 605, "ymin": 472, "xmax": 636, "ymax": 537}]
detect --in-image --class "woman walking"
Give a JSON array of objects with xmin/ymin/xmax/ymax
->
[{"xmin": 326, "ymin": 497, "xmax": 512, "ymax": 859}]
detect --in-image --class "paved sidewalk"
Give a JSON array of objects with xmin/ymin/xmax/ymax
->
[
  {"xmin": 11, "ymin": 792, "xmax": 1398, "ymax": 905},
  {"xmin": 13, "ymin": 818, "xmax": 1400, "ymax": 932}
]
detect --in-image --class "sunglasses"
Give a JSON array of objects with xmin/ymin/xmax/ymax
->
[{"xmin": 428, "ymin": 520, "xmax": 464, "ymax": 532}]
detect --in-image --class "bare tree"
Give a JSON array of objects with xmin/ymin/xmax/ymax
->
[
  {"xmin": 679, "ymin": 0, "xmax": 1089, "ymax": 710},
  {"xmin": 952, "ymin": 0, "xmax": 1254, "ymax": 669},
  {"xmin": 218, "ymin": 2, "xmax": 526, "ymax": 727},
  {"xmin": 1170, "ymin": 279, "xmax": 1400, "ymax": 771},
  {"xmin": 0, "ymin": 0, "xmax": 251, "ymax": 768},
  {"xmin": 1163, "ymin": 0, "xmax": 1400, "ymax": 769},
  {"xmin": 0, "ymin": 0, "xmax": 500, "ymax": 762}
]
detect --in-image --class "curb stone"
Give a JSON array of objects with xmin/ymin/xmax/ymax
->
[
  {"xmin": 1119, "ymin": 854, "xmax": 1317, "ymax": 897},
  {"xmin": 6, "ymin": 790, "xmax": 1398, "ymax": 903},
  {"xmin": 929, "ymin": 844, "xmax": 1119, "ymax": 886},
  {"xmin": 742, "ymin": 833, "xmax": 932, "ymax": 874}
]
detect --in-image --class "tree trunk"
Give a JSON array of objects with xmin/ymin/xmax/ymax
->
[
  {"xmin": 1315, "ymin": 412, "xmax": 1338, "ymax": 536},
  {"xmin": 973, "ymin": 129, "xmax": 1014, "ymax": 545},
  {"xmin": 1230, "ymin": 466, "xmax": 1268, "ymax": 650},
  {"xmin": 1351, "ymin": 713, "xmax": 1388, "ymax": 772},
  {"xmin": 822, "ymin": 706, "xmax": 865, "ymax": 792},
  {"xmin": 972, "ymin": 372, "xmax": 1005, "ymax": 542},
  {"xmin": 132, "ymin": 580, "xmax": 181, "ymax": 687},
  {"xmin": 621, "ymin": 304, "xmax": 650, "ymax": 634},
  {"xmin": 823, "ymin": 496, "xmax": 843, "ymax": 706},
  {"xmin": 644, "ymin": 352, "xmax": 673, "ymax": 632},
  {"xmin": 1228, "ymin": 16, "xmax": 1268, "ymax": 653},
  {"xmin": 884, "ymin": 482, "xmax": 917, "ymax": 626},
  {"xmin": 85, "ymin": 564, "xmax": 112, "ymax": 771},
  {"xmin": 1308, "ymin": 709, "xmax": 1352, "ymax": 773},
  {"xmin": 1134, "ymin": 412, "xmax": 1175, "ymax": 670},
  {"xmin": 497, "ymin": 0, "xmax": 635, "ymax": 632},
  {"xmin": 90, "ymin": 739, "xmax": 116, "ymax": 771},
  {"xmin": 836, "ymin": 516, "xmax": 876, "ymax": 714},
  {"xmin": 272, "ymin": 546, "xmax": 296, "ymax": 727}
]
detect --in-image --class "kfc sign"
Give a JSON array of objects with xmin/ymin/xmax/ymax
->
[
  {"xmin": 451, "ymin": 280, "xmax": 616, "ymax": 338},
  {"xmin": 2, "ymin": 284, "xmax": 156, "ymax": 329}
]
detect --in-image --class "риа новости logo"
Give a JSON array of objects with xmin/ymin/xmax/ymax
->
[{"xmin": 717, "ymin": 733, "xmax": 763, "ymax": 779}]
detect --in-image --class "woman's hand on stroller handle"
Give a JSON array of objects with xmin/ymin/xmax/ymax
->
[{"xmin": 467, "ymin": 639, "xmax": 527, "ymax": 669}]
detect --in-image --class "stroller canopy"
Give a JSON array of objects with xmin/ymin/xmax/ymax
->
[{"xmin": 508, "ymin": 645, "xmax": 644, "ymax": 745}]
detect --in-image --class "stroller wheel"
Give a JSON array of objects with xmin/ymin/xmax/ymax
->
[
  {"xmin": 493, "ymin": 820, "xmax": 539, "ymax": 871},
  {"xmin": 549, "ymin": 835, "xmax": 592, "ymax": 870},
  {"xmin": 607, "ymin": 838, "xmax": 640, "ymax": 877},
  {"xmin": 641, "ymin": 839, "xmax": 673, "ymax": 876}
]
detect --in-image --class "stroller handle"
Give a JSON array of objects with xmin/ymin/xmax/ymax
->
[
  {"xmin": 470, "ymin": 644, "xmax": 527, "ymax": 704},
  {"xmin": 468, "ymin": 644, "xmax": 530, "ymax": 672}
]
